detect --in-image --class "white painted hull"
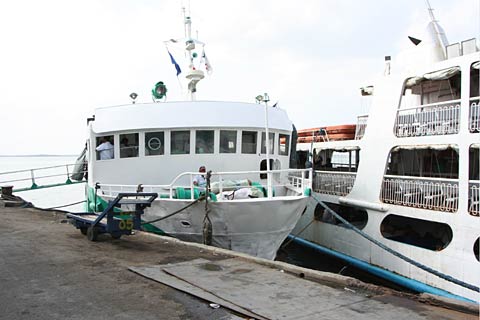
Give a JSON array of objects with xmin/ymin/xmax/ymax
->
[
  {"xmin": 129, "ymin": 196, "xmax": 308, "ymax": 260},
  {"xmin": 293, "ymin": 196, "xmax": 480, "ymax": 302}
]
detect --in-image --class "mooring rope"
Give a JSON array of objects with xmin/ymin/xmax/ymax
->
[
  {"xmin": 44, "ymin": 200, "xmax": 86, "ymax": 210},
  {"xmin": 312, "ymin": 194, "xmax": 479, "ymax": 292},
  {"xmin": 141, "ymin": 195, "xmax": 205, "ymax": 225}
]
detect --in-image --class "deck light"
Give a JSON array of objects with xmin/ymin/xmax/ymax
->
[{"xmin": 130, "ymin": 92, "xmax": 138, "ymax": 104}]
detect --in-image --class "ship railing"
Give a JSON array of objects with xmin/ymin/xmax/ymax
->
[
  {"xmin": 312, "ymin": 171, "xmax": 357, "ymax": 196},
  {"xmin": 469, "ymin": 181, "xmax": 480, "ymax": 216},
  {"xmin": 0, "ymin": 163, "xmax": 87, "ymax": 192},
  {"xmin": 98, "ymin": 168, "xmax": 313, "ymax": 200},
  {"xmin": 395, "ymin": 99, "xmax": 460, "ymax": 137},
  {"xmin": 354, "ymin": 115, "xmax": 368, "ymax": 140},
  {"xmin": 469, "ymin": 97, "xmax": 480, "ymax": 133},
  {"xmin": 381, "ymin": 175, "xmax": 459, "ymax": 212}
]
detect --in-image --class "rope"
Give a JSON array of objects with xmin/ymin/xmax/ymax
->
[
  {"xmin": 44, "ymin": 200, "xmax": 86, "ymax": 210},
  {"xmin": 281, "ymin": 217, "xmax": 315, "ymax": 250},
  {"xmin": 311, "ymin": 194, "xmax": 479, "ymax": 292},
  {"xmin": 141, "ymin": 195, "xmax": 205, "ymax": 225}
]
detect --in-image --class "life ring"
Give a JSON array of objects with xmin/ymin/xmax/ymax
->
[{"xmin": 147, "ymin": 137, "xmax": 162, "ymax": 150}]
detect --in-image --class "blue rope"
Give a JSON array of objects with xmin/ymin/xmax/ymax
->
[{"xmin": 312, "ymin": 194, "xmax": 479, "ymax": 292}]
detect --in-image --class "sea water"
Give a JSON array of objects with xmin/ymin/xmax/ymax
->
[{"xmin": 0, "ymin": 156, "xmax": 86, "ymax": 212}]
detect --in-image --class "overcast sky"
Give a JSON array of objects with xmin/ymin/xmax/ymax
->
[{"xmin": 0, "ymin": 0, "xmax": 478, "ymax": 155}]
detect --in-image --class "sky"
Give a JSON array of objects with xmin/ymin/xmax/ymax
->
[{"xmin": 0, "ymin": 0, "xmax": 478, "ymax": 155}]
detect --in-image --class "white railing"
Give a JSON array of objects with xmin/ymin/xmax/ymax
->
[
  {"xmin": 355, "ymin": 115, "xmax": 368, "ymax": 140},
  {"xmin": 0, "ymin": 163, "xmax": 86, "ymax": 191},
  {"xmin": 469, "ymin": 181, "xmax": 480, "ymax": 216},
  {"xmin": 312, "ymin": 171, "xmax": 356, "ymax": 196},
  {"xmin": 395, "ymin": 100, "xmax": 460, "ymax": 137},
  {"xmin": 98, "ymin": 168, "xmax": 313, "ymax": 200},
  {"xmin": 469, "ymin": 97, "xmax": 480, "ymax": 133},
  {"xmin": 381, "ymin": 175, "xmax": 459, "ymax": 212}
]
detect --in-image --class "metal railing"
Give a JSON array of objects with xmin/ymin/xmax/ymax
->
[
  {"xmin": 312, "ymin": 171, "xmax": 356, "ymax": 196},
  {"xmin": 355, "ymin": 115, "xmax": 368, "ymax": 140},
  {"xmin": 381, "ymin": 175, "xmax": 458, "ymax": 212},
  {"xmin": 469, "ymin": 181, "xmax": 480, "ymax": 216},
  {"xmin": 469, "ymin": 97, "xmax": 480, "ymax": 133},
  {"xmin": 0, "ymin": 163, "xmax": 87, "ymax": 191},
  {"xmin": 395, "ymin": 99, "xmax": 460, "ymax": 137},
  {"xmin": 99, "ymin": 168, "xmax": 313, "ymax": 200}
]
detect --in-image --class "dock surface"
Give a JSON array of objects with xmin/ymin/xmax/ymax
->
[{"xmin": 0, "ymin": 200, "xmax": 477, "ymax": 319}]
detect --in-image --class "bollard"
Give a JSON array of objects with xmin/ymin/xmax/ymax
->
[{"xmin": 1, "ymin": 185, "xmax": 13, "ymax": 198}]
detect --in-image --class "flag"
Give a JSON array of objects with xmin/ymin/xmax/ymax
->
[
  {"xmin": 168, "ymin": 50, "xmax": 182, "ymax": 76},
  {"xmin": 202, "ymin": 50, "xmax": 213, "ymax": 75}
]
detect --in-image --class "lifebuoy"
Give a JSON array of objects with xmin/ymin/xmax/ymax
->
[{"xmin": 147, "ymin": 137, "xmax": 162, "ymax": 150}]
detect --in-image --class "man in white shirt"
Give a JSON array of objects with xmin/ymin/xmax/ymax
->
[
  {"xmin": 96, "ymin": 138, "xmax": 114, "ymax": 160},
  {"xmin": 193, "ymin": 166, "xmax": 207, "ymax": 189}
]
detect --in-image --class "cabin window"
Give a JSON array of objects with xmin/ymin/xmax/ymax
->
[
  {"xmin": 385, "ymin": 146, "xmax": 458, "ymax": 179},
  {"xmin": 474, "ymin": 238, "xmax": 479, "ymax": 262},
  {"xmin": 145, "ymin": 132, "xmax": 164, "ymax": 156},
  {"xmin": 171, "ymin": 131, "xmax": 190, "ymax": 154},
  {"xmin": 313, "ymin": 202, "xmax": 368, "ymax": 229},
  {"xmin": 95, "ymin": 135, "xmax": 114, "ymax": 160},
  {"xmin": 313, "ymin": 148, "xmax": 359, "ymax": 172},
  {"xmin": 261, "ymin": 132, "xmax": 275, "ymax": 154},
  {"xmin": 220, "ymin": 130, "xmax": 237, "ymax": 153},
  {"xmin": 259, "ymin": 159, "xmax": 274, "ymax": 179},
  {"xmin": 278, "ymin": 134, "xmax": 290, "ymax": 156},
  {"xmin": 241, "ymin": 131, "xmax": 257, "ymax": 154},
  {"xmin": 470, "ymin": 62, "xmax": 480, "ymax": 133},
  {"xmin": 119, "ymin": 133, "xmax": 139, "ymax": 158},
  {"xmin": 195, "ymin": 130, "xmax": 214, "ymax": 154},
  {"xmin": 380, "ymin": 214, "xmax": 452, "ymax": 251},
  {"xmin": 470, "ymin": 61, "xmax": 479, "ymax": 98}
]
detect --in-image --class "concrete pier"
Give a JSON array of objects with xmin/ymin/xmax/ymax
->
[{"xmin": 0, "ymin": 199, "xmax": 477, "ymax": 320}]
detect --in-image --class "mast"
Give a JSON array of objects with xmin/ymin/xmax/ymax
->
[
  {"xmin": 424, "ymin": 0, "xmax": 448, "ymax": 57},
  {"xmin": 182, "ymin": 8, "xmax": 205, "ymax": 101}
]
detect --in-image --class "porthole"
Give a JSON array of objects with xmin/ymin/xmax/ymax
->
[{"xmin": 381, "ymin": 214, "xmax": 452, "ymax": 251}]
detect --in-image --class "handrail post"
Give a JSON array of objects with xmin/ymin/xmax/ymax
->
[
  {"xmin": 190, "ymin": 173, "xmax": 194, "ymax": 200},
  {"xmin": 301, "ymin": 170, "xmax": 305, "ymax": 196},
  {"xmin": 219, "ymin": 174, "xmax": 223, "ymax": 195},
  {"xmin": 30, "ymin": 169, "xmax": 38, "ymax": 189}
]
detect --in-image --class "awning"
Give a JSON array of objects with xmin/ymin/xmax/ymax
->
[
  {"xmin": 471, "ymin": 143, "xmax": 480, "ymax": 149},
  {"xmin": 404, "ymin": 66, "xmax": 461, "ymax": 88},
  {"xmin": 392, "ymin": 144, "xmax": 458, "ymax": 151},
  {"xmin": 472, "ymin": 61, "xmax": 480, "ymax": 69},
  {"xmin": 315, "ymin": 146, "xmax": 360, "ymax": 152}
]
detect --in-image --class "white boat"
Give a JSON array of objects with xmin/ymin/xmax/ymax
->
[
  {"xmin": 81, "ymin": 11, "xmax": 311, "ymax": 260},
  {"xmin": 293, "ymin": 7, "xmax": 479, "ymax": 302}
]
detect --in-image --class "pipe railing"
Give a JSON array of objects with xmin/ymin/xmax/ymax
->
[
  {"xmin": 469, "ymin": 97, "xmax": 480, "ymax": 133},
  {"xmin": 381, "ymin": 175, "xmax": 459, "ymax": 212},
  {"xmin": 98, "ymin": 168, "xmax": 313, "ymax": 200},
  {"xmin": 469, "ymin": 181, "xmax": 480, "ymax": 216},
  {"xmin": 312, "ymin": 171, "xmax": 357, "ymax": 196},
  {"xmin": 355, "ymin": 115, "xmax": 368, "ymax": 140},
  {"xmin": 0, "ymin": 163, "xmax": 87, "ymax": 191},
  {"xmin": 395, "ymin": 99, "xmax": 460, "ymax": 137}
]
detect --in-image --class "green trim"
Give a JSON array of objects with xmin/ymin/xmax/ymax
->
[{"xmin": 13, "ymin": 181, "xmax": 85, "ymax": 192}]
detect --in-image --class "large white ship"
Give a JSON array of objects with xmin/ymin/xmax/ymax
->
[{"xmin": 293, "ymin": 8, "xmax": 479, "ymax": 302}]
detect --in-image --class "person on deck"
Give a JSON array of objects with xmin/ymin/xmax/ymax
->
[
  {"xmin": 96, "ymin": 137, "xmax": 114, "ymax": 160},
  {"xmin": 193, "ymin": 166, "xmax": 207, "ymax": 190}
]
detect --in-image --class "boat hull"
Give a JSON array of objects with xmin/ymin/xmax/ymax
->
[{"xmin": 111, "ymin": 196, "xmax": 308, "ymax": 260}]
